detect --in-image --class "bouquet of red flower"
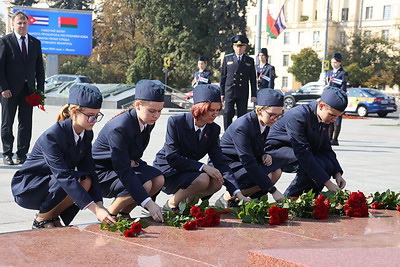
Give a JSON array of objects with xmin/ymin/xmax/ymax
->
[
  {"xmin": 323, "ymin": 190, "xmax": 350, "ymax": 215},
  {"xmin": 237, "ymin": 195, "xmax": 288, "ymax": 225},
  {"xmin": 100, "ymin": 215, "xmax": 150, "ymax": 237},
  {"xmin": 312, "ymin": 194, "xmax": 330, "ymax": 220},
  {"xmin": 25, "ymin": 89, "xmax": 46, "ymax": 112},
  {"xmin": 164, "ymin": 201, "xmax": 229, "ymax": 231},
  {"xmin": 343, "ymin": 191, "xmax": 369, "ymax": 217},
  {"xmin": 367, "ymin": 190, "xmax": 400, "ymax": 210}
]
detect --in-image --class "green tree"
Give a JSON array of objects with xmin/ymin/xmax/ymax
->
[
  {"xmin": 288, "ymin": 47, "xmax": 321, "ymax": 85},
  {"xmin": 49, "ymin": 0, "xmax": 93, "ymax": 10},
  {"xmin": 331, "ymin": 33, "xmax": 400, "ymax": 88},
  {"xmin": 0, "ymin": 14, "xmax": 6, "ymax": 37},
  {"xmin": 11, "ymin": 0, "xmax": 39, "ymax": 6}
]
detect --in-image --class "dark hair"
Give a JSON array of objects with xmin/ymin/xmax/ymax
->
[{"xmin": 12, "ymin": 11, "xmax": 28, "ymax": 22}]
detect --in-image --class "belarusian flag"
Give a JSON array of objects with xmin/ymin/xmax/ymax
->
[
  {"xmin": 58, "ymin": 17, "xmax": 78, "ymax": 28},
  {"xmin": 266, "ymin": 9, "xmax": 278, "ymax": 39}
]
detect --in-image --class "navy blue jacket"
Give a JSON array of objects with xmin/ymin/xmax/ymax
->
[
  {"xmin": 153, "ymin": 113, "xmax": 239, "ymax": 195},
  {"xmin": 266, "ymin": 101, "xmax": 343, "ymax": 186},
  {"xmin": 92, "ymin": 109, "xmax": 153, "ymax": 204},
  {"xmin": 193, "ymin": 69, "xmax": 212, "ymax": 85},
  {"xmin": 11, "ymin": 118, "xmax": 102, "ymax": 212},
  {"xmin": 326, "ymin": 66, "xmax": 348, "ymax": 91},
  {"xmin": 220, "ymin": 111, "xmax": 274, "ymax": 191},
  {"xmin": 220, "ymin": 53, "xmax": 257, "ymax": 100},
  {"xmin": 257, "ymin": 63, "xmax": 276, "ymax": 89}
]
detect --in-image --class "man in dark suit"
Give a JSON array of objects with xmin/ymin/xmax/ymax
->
[
  {"xmin": 220, "ymin": 35, "xmax": 257, "ymax": 130},
  {"xmin": 265, "ymin": 87, "xmax": 348, "ymax": 197},
  {"xmin": 0, "ymin": 11, "xmax": 45, "ymax": 165}
]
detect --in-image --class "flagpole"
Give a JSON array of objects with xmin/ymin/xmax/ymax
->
[
  {"xmin": 319, "ymin": 0, "xmax": 330, "ymax": 82},
  {"xmin": 255, "ymin": 0, "xmax": 262, "ymax": 65}
]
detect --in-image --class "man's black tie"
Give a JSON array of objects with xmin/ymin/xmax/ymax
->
[{"xmin": 21, "ymin": 36, "xmax": 27, "ymax": 63}]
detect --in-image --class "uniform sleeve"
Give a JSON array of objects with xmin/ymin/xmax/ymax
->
[
  {"xmin": 341, "ymin": 71, "xmax": 348, "ymax": 92},
  {"xmin": 108, "ymin": 127, "xmax": 150, "ymax": 205},
  {"xmin": 250, "ymin": 59, "xmax": 257, "ymax": 97},
  {"xmin": 35, "ymin": 40, "xmax": 45, "ymax": 92},
  {"xmin": 220, "ymin": 58, "xmax": 227, "ymax": 96},
  {"xmin": 42, "ymin": 133, "xmax": 95, "ymax": 210},
  {"xmin": 0, "ymin": 38, "xmax": 8, "ymax": 92},
  {"xmin": 270, "ymin": 66, "xmax": 276, "ymax": 89},
  {"xmin": 164, "ymin": 116, "xmax": 204, "ymax": 171}
]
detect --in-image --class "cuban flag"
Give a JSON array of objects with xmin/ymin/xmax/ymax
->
[
  {"xmin": 274, "ymin": 5, "xmax": 286, "ymax": 35},
  {"xmin": 28, "ymin": 15, "xmax": 49, "ymax": 26}
]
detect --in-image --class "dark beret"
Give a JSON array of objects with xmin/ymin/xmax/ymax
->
[
  {"xmin": 193, "ymin": 84, "xmax": 221, "ymax": 104},
  {"xmin": 259, "ymin": 48, "xmax": 268, "ymax": 57},
  {"xmin": 332, "ymin": 53, "xmax": 343, "ymax": 61},
  {"xmin": 135, "ymin": 80, "xmax": 165, "ymax": 102},
  {"xmin": 321, "ymin": 86, "xmax": 348, "ymax": 112},
  {"xmin": 69, "ymin": 84, "xmax": 103, "ymax": 109},
  {"xmin": 256, "ymin": 89, "xmax": 284, "ymax": 107},
  {"xmin": 231, "ymin": 35, "xmax": 249, "ymax": 46},
  {"xmin": 198, "ymin": 56, "xmax": 207, "ymax": 62}
]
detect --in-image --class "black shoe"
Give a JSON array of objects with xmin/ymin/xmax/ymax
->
[
  {"xmin": 3, "ymin": 156, "xmax": 14, "ymax": 165},
  {"xmin": 15, "ymin": 157, "xmax": 26, "ymax": 164}
]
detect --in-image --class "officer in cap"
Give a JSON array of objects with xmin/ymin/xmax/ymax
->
[
  {"xmin": 192, "ymin": 56, "xmax": 212, "ymax": 87},
  {"xmin": 325, "ymin": 52, "xmax": 348, "ymax": 146},
  {"xmin": 12, "ymin": 84, "xmax": 116, "ymax": 228},
  {"xmin": 265, "ymin": 86, "xmax": 348, "ymax": 197},
  {"xmin": 216, "ymin": 89, "xmax": 284, "ymax": 208},
  {"xmin": 220, "ymin": 34, "xmax": 257, "ymax": 130},
  {"xmin": 257, "ymin": 48, "xmax": 276, "ymax": 89},
  {"xmin": 92, "ymin": 80, "xmax": 165, "ymax": 223},
  {"xmin": 153, "ymin": 84, "xmax": 249, "ymax": 211}
]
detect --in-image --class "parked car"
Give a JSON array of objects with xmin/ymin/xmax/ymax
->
[
  {"xmin": 45, "ymin": 74, "xmax": 93, "ymax": 85},
  {"xmin": 345, "ymin": 88, "xmax": 397, "ymax": 117},
  {"xmin": 283, "ymin": 82, "xmax": 325, "ymax": 109}
]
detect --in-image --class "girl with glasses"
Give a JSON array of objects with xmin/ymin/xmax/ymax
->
[
  {"xmin": 216, "ymin": 89, "xmax": 285, "ymax": 208},
  {"xmin": 11, "ymin": 84, "xmax": 115, "ymax": 229},
  {"xmin": 153, "ymin": 84, "xmax": 249, "ymax": 211}
]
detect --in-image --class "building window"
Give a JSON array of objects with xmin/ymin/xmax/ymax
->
[
  {"xmin": 364, "ymin": 31, "xmax": 371, "ymax": 37},
  {"xmin": 284, "ymin": 32, "xmax": 290, "ymax": 44},
  {"xmin": 341, "ymin": 8, "xmax": 349, "ymax": 22},
  {"xmin": 283, "ymin": 55, "xmax": 289, "ymax": 66},
  {"xmin": 282, "ymin": 76, "xmax": 288, "ymax": 88},
  {"xmin": 383, "ymin": 6, "xmax": 391, "ymax": 19},
  {"xmin": 382, "ymin": 30, "xmax": 389, "ymax": 41},
  {"xmin": 339, "ymin": 32, "xmax": 346, "ymax": 44},
  {"xmin": 365, "ymin": 7, "xmax": 373, "ymax": 19},
  {"xmin": 298, "ymin": 31, "xmax": 304, "ymax": 44},
  {"xmin": 313, "ymin": 31, "xmax": 320, "ymax": 46},
  {"xmin": 268, "ymin": 0, "xmax": 274, "ymax": 4}
]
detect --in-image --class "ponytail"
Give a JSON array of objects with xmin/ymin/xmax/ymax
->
[{"xmin": 56, "ymin": 104, "xmax": 80, "ymax": 122}]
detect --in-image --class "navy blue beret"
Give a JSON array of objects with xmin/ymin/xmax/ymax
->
[
  {"xmin": 256, "ymin": 89, "xmax": 284, "ymax": 107},
  {"xmin": 332, "ymin": 53, "xmax": 343, "ymax": 61},
  {"xmin": 232, "ymin": 35, "xmax": 249, "ymax": 46},
  {"xmin": 259, "ymin": 48, "xmax": 268, "ymax": 57},
  {"xmin": 135, "ymin": 80, "xmax": 165, "ymax": 102},
  {"xmin": 198, "ymin": 56, "xmax": 207, "ymax": 62},
  {"xmin": 193, "ymin": 84, "xmax": 221, "ymax": 104},
  {"xmin": 69, "ymin": 84, "xmax": 103, "ymax": 109},
  {"xmin": 321, "ymin": 86, "xmax": 348, "ymax": 112}
]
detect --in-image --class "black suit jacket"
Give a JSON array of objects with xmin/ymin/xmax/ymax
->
[
  {"xmin": 220, "ymin": 53, "xmax": 257, "ymax": 100},
  {"xmin": 0, "ymin": 32, "xmax": 45, "ymax": 95}
]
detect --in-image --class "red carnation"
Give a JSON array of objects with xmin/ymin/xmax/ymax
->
[
  {"xmin": 397, "ymin": 206, "xmax": 400, "ymax": 212},
  {"xmin": 123, "ymin": 229, "xmax": 136, "ymax": 237},
  {"xmin": 269, "ymin": 214, "xmax": 281, "ymax": 225},
  {"xmin": 279, "ymin": 208, "xmax": 289, "ymax": 223},
  {"xmin": 183, "ymin": 220, "xmax": 197, "ymax": 230},
  {"xmin": 130, "ymin": 222, "xmax": 143, "ymax": 234},
  {"xmin": 371, "ymin": 202, "xmax": 383, "ymax": 209},
  {"xmin": 268, "ymin": 206, "xmax": 281, "ymax": 216},
  {"xmin": 190, "ymin": 206, "xmax": 201, "ymax": 217}
]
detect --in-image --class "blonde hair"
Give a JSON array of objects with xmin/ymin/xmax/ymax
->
[
  {"xmin": 56, "ymin": 104, "xmax": 81, "ymax": 122},
  {"xmin": 254, "ymin": 105, "xmax": 268, "ymax": 116},
  {"xmin": 110, "ymin": 99, "xmax": 151, "ymax": 120}
]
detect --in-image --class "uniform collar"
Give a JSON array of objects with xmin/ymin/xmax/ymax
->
[{"xmin": 73, "ymin": 128, "xmax": 85, "ymax": 144}]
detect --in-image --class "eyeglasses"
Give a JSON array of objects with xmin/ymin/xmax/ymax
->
[
  {"xmin": 77, "ymin": 110, "xmax": 104, "ymax": 123},
  {"xmin": 264, "ymin": 110, "xmax": 283, "ymax": 120}
]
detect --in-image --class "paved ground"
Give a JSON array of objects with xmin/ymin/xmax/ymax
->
[{"xmin": 0, "ymin": 104, "xmax": 399, "ymax": 234}]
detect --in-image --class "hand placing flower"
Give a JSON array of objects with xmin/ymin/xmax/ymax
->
[{"xmin": 101, "ymin": 215, "xmax": 149, "ymax": 237}]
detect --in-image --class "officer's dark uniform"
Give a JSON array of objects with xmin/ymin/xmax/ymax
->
[
  {"xmin": 193, "ymin": 56, "xmax": 212, "ymax": 87},
  {"xmin": 257, "ymin": 48, "xmax": 276, "ymax": 89},
  {"xmin": 220, "ymin": 35, "xmax": 257, "ymax": 130}
]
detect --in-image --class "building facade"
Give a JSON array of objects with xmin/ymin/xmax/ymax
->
[{"xmin": 246, "ymin": 0, "xmax": 400, "ymax": 91}]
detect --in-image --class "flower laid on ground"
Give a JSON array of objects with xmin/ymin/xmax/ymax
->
[
  {"xmin": 236, "ymin": 195, "xmax": 288, "ymax": 225},
  {"xmin": 397, "ymin": 206, "xmax": 400, "ymax": 212},
  {"xmin": 163, "ymin": 200, "xmax": 229, "ymax": 230},
  {"xmin": 25, "ymin": 89, "xmax": 46, "ymax": 112},
  {"xmin": 367, "ymin": 190, "xmax": 400, "ymax": 210},
  {"xmin": 282, "ymin": 190, "xmax": 316, "ymax": 219},
  {"xmin": 312, "ymin": 194, "xmax": 330, "ymax": 220},
  {"xmin": 343, "ymin": 191, "xmax": 369, "ymax": 217},
  {"xmin": 100, "ymin": 215, "xmax": 150, "ymax": 237}
]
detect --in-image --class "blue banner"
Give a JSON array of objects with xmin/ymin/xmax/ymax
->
[{"xmin": 13, "ymin": 7, "xmax": 92, "ymax": 56}]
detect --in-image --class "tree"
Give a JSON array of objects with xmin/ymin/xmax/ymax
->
[
  {"xmin": 331, "ymin": 33, "xmax": 400, "ymax": 88},
  {"xmin": 11, "ymin": 0, "xmax": 39, "ymax": 6},
  {"xmin": 0, "ymin": 14, "xmax": 6, "ymax": 37},
  {"xmin": 288, "ymin": 48, "xmax": 321, "ymax": 85},
  {"xmin": 49, "ymin": 0, "xmax": 93, "ymax": 10}
]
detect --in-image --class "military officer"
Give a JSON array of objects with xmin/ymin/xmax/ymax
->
[
  {"xmin": 257, "ymin": 48, "xmax": 276, "ymax": 89},
  {"xmin": 325, "ymin": 52, "xmax": 348, "ymax": 146},
  {"xmin": 265, "ymin": 87, "xmax": 348, "ymax": 197},
  {"xmin": 220, "ymin": 35, "xmax": 257, "ymax": 130},
  {"xmin": 192, "ymin": 56, "xmax": 212, "ymax": 87}
]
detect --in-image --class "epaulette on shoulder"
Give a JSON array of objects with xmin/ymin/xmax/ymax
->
[{"xmin": 225, "ymin": 53, "xmax": 234, "ymax": 57}]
